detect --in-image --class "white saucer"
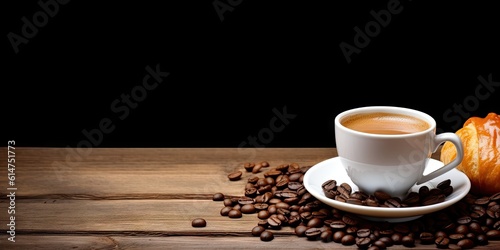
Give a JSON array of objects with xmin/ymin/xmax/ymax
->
[{"xmin": 303, "ymin": 157, "xmax": 471, "ymax": 223}]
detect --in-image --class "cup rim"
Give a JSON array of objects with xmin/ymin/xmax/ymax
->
[{"xmin": 334, "ymin": 106, "xmax": 436, "ymax": 137}]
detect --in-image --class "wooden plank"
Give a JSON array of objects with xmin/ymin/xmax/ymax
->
[
  {"xmin": 0, "ymin": 147, "xmax": 336, "ymax": 198},
  {"xmin": 2, "ymin": 235, "xmax": 464, "ymax": 250},
  {"xmin": 3, "ymin": 199, "xmax": 499, "ymax": 249},
  {"xmin": 0, "ymin": 199, "xmax": 281, "ymax": 234}
]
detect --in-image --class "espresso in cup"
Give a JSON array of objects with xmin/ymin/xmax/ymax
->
[
  {"xmin": 334, "ymin": 106, "xmax": 464, "ymax": 198},
  {"xmin": 341, "ymin": 112, "xmax": 431, "ymax": 135}
]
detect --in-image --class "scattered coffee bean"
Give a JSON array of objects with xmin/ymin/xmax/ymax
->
[
  {"xmin": 212, "ymin": 192, "xmax": 225, "ymax": 201},
  {"xmin": 191, "ymin": 218, "xmax": 206, "ymax": 227},
  {"xmin": 322, "ymin": 179, "xmax": 454, "ymax": 208},
  {"xmin": 244, "ymin": 162, "xmax": 255, "ymax": 172},
  {"xmin": 260, "ymin": 230, "xmax": 274, "ymax": 241},
  {"xmin": 220, "ymin": 206, "xmax": 232, "ymax": 216},
  {"xmin": 228, "ymin": 209, "xmax": 242, "ymax": 218},
  {"xmin": 209, "ymin": 161, "xmax": 500, "ymax": 249},
  {"xmin": 341, "ymin": 234, "xmax": 355, "ymax": 245},
  {"xmin": 227, "ymin": 171, "xmax": 242, "ymax": 181},
  {"xmin": 251, "ymin": 225, "xmax": 266, "ymax": 236}
]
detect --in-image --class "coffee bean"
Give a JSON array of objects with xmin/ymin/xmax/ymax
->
[
  {"xmin": 265, "ymin": 169, "xmax": 283, "ymax": 178},
  {"xmin": 490, "ymin": 192, "xmax": 500, "ymax": 201},
  {"xmin": 449, "ymin": 233, "xmax": 465, "ymax": 243},
  {"xmin": 419, "ymin": 185, "xmax": 430, "ymax": 197},
  {"xmin": 437, "ymin": 179, "xmax": 452, "ymax": 190},
  {"xmin": 260, "ymin": 230, "xmax": 274, "ymax": 241},
  {"xmin": 364, "ymin": 197, "xmax": 379, "ymax": 207},
  {"xmin": 422, "ymin": 194, "xmax": 446, "ymax": 206},
  {"xmin": 330, "ymin": 220, "xmax": 347, "ymax": 230},
  {"xmin": 257, "ymin": 219, "xmax": 268, "ymax": 228},
  {"xmin": 232, "ymin": 204, "xmax": 241, "ymax": 211},
  {"xmin": 257, "ymin": 210, "xmax": 270, "ymax": 219},
  {"xmin": 223, "ymin": 198, "xmax": 233, "ymax": 207},
  {"xmin": 455, "ymin": 225, "xmax": 469, "ymax": 235},
  {"xmin": 374, "ymin": 190, "xmax": 392, "ymax": 201},
  {"xmin": 448, "ymin": 243, "xmax": 462, "ymax": 250},
  {"xmin": 191, "ymin": 218, "xmax": 206, "ymax": 227},
  {"xmin": 253, "ymin": 202, "xmax": 268, "ymax": 210},
  {"xmin": 227, "ymin": 171, "xmax": 242, "ymax": 181},
  {"xmin": 322, "ymin": 179, "xmax": 337, "ymax": 191},
  {"xmin": 220, "ymin": 206, "xmax": 232, "ymax": 216},
  {"xmin": 305, "ymin": 227, "xmax": 322, "ymax": 240},
  {"xmin": 442, "ymin": 186, "xmax": 454, "ymax": 196},
  {"xmin": 476, "ymin": 234, "xmax": 489, "ymax": 245},
  {"xmin": 457, "ymin": 215, "xmax": 472, "ymax": 225},
  {"xmin": 346, "ymin": 226, "xmax": 358, "ymax": 235},
  {"xmin": 288, "ymin": 181, "xmax": 303, "ymax": 190},
  {"xmin": 486, "ymin": 229, "xmax": 500, "ymax": 240},
  {"xmin": 402, "ymin": 192, "xmax": 420, "ymax": 205},
  {"xmin": 346, "ymin": 197, "xmax": 363, "ymax": 205},
  {"xmin": 321, "ymin": 230, "xmax": 333, "ymax": 242},
  {"xmin": 274, "ymin": 190, "xmax": 297, "ymax": 198},
  {"xmin": 357, "ymin": 228, "xmax": 371, "ymax": 238},
  {"xmin": 475, "ymin": 196, "xmax": 490, "ymax": 205},
  {"xmin": 342, "ymin": 214, "xmax": 360, "ymax": 226},
  {"xmin": 435, "ymin": 236, "xmax": 450, "ymax": 248},
  {"xmin": 378, "ymin": 236, "xmax": 393, "ymax": 247},
  {"xmin": 252, "ymin": 164, "xmax": 262, "ymax": 174},
  {"xmin": 457, "ymin": 238, "xmax": 475, "ymax": 249},
  {"xmin": 241, "ymin": 204, "xmax": 256, "ymax": 214},
  {"xmin": 307, "ymin": 217, "xmax": 323, "ymax": 228},
  {"xmin": 267, "ymin": 216, "xmax": 282, "ymax": 228},
  {"xmin": 402, "ymin": 235, "xmax": 415, "ymax": 247},
  {"xmin": 247, "ymin": 176, "xmax": 259, "ymax": 184},
  {"xmin": 251, "ymin": 225, "xmax": 266, "ymax": 236},
  {"xmin": 391, "ymin": 233, "xmax": 403, "ymax": 245},
  {"xmin": 245, "ymin": 187, "xmax": 258, "ymax": 197},
  {"xmin": 355, "ymin": 237, "xmax": 371, "ymax": 248},
  {"xmin": 259, "ymin": 161, "xmax": 270, "ymax": 168},
  {"xmin": 212, "ymin": 192, "xmax": 224, "ymax": 201},
  {"xmin": 367, "ymin": 240, "xmax": 382, "ymax": 249},
  {"xmin": 350, "ymin": 191, "xmax": 368, "ymax": 200},
  {"xmin": 244, "ymin": 162, "xmax": 255, "ymax": 172},
  {"xmin": 384, "ymin": 198, "xmax": 402, "ymax": 208},
  {"xmin": 333, "ymin": 231, "xmax": 346, "ymax": 243},
  {"xmin": 341, "ymin": 234, "xmax": 355, "ymax": 245},
  {"xmin": 288, "ymin": 214, "xmax": 301, "ymax": 227},
  {"xmin": 228, "ymin": 209, "xmax": 242, "ymax": 218},
  {"xmin": 295, "ymin": 225, "xmax": 309, "ymax": 237},
  {"xmin": 338, "ymin": 183, "xmax": 352, "ymax": 199},
  {"xmin": 420, "ymin": 232, "xmax": 435, "ymax": 244}
]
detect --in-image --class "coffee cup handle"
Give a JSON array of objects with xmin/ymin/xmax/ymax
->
[{"xmin": 416, "ymin": 132, "xmax": 464, "ymax": 185}]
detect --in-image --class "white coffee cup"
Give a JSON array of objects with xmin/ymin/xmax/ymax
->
[{"xmin": 334, "ymin": 106, "xmax": 464, "ymax": 198}]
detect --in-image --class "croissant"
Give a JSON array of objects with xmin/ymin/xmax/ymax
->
[{"xmin": 440, "ymin": 112, "xmax": 500, "ymax": 196}]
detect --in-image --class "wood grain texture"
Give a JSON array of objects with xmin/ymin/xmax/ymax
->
[{"xmin": 1, "ymin": 147, "xmax": 497, "ymax": 250}]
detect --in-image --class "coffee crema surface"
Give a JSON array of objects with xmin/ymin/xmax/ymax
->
[{"xmin": 341, "ymin": 112, "xmax": 430, "ymax": 135}]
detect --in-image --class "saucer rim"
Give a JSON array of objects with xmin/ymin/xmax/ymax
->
[{"xmin": 303, "ymin": 157, "xmax": 471, "ymax": 219}]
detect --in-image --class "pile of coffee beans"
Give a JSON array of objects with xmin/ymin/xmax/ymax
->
[
  {"xmin": 322, "ymin": 179, "xmax": 453, "ymax": 207},
  {"xmin": 212, "ymin": 161, "xmax": 500, "ymax": 249}
]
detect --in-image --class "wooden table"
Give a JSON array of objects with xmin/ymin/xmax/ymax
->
[{"xmin": 0, "ymin": 147, "xmax": 498, "ymax": 249}]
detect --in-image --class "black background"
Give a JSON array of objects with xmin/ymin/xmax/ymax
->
[{"xmin": 3, "ymin": 1, "xmax": 499, "ymax": 148}]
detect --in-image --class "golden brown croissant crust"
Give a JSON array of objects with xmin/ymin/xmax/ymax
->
[{"xmin": 440, "ymin": 112, "xmax": 500, "ymax": 196}]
